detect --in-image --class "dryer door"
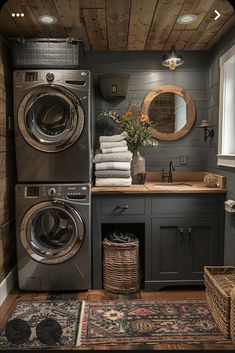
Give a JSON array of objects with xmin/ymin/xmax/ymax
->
[
  {"xmin": 20, "ymin": 201, "xmax": 85, "ymax": 264},
  {"xmin": 18, "ymin": 85, "xmax": 85, "ymax": 152}
]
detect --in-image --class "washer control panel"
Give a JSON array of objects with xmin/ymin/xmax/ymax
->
[{"xmin": 19, "ymin": 184, "xmax": 90, "ymax": 202}]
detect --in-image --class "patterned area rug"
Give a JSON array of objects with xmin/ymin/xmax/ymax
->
[
  {"xmin": 79, "ymin": 299, "xmax": 230, "ymax": 345},
  {"xmin": 0, "ymin": 300, "xmax": 82, "ymax": 349}
]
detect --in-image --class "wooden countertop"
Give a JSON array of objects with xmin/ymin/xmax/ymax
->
[
  {"xmin": 92, "ymin": 172, "xmax": 227, "ymax": 194},
  {"xmin": 92, "ymin": 182, "xmax": 227, "ymax": 194}
]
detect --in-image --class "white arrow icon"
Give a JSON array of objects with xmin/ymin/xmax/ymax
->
[{"xmin": 214, "ymin": 10, "xmax": 221, "ymax": 20}]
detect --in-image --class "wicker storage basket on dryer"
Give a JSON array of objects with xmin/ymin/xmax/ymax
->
[
  {"xmin": 103, "ymin": 239, "xmax": 140, "ymax": 294},
  {"xmin": 204, "ymin": 266, "xmax": 235, "ymax": 338}
]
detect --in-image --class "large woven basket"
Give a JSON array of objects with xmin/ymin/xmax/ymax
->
[
  {"xmin": 231, "ymin": 288, "xmax": 235, "ymax": 344},
  {"xmin": 204, "ymin": 266, "xmax": 235, "ymax": 338},
  {"xmin": 103, "ymin": 239, "xmax": 140, "ymax": 294}
]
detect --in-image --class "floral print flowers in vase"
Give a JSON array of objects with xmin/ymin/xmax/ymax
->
[{"xmin": 99, "ymin": 105, "xmax": 157, "ymax": 152}]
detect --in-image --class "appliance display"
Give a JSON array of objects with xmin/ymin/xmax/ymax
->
[
  {"xmin": 13, "ymin": 69, "xmax": 92, "ymax": 182},
  {"xmin": 15, "ymin": 183, "xmax": 91, "ymax": 290}
]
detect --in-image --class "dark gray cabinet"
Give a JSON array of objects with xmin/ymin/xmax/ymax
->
[
  {"xmin": 147, "ymin": 216, "xmax": 219, "ymax": 290},
  {"xmin": 92, "ymin": 193, "xmax": 225, "ymax": 290}
]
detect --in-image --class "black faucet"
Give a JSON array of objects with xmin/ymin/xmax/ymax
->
[{"xmin": 162, "ymin": 161, "xmax": 175, "ymax": 183}]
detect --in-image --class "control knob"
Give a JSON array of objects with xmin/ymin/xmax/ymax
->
[
  {"xmin": 48, "ymin": 188, "xmax": 56, "ymax": 196},
  {"xmin": 46, "ymin": 72, "xmax": 55, "ymax": 82}
]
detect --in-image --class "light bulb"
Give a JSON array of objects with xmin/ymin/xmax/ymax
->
[{"xmin": 169, "ymin": 60, "xmax": 177, "ymax": 71}]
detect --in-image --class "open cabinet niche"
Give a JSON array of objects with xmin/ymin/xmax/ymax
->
[{"xmin": 101, "ymin": 223, "xmax": 145, "ymax": 291}]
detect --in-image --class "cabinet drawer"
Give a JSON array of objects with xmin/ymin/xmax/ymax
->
[
  {"xmin": 100, "ymin": 197, "xmax": 145, "ymax": 215},
  {"xmin": 151, "ymin": 196, "xmax": 222, "ymax": 214}
]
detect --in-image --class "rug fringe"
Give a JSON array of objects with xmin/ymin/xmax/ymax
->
[{"xmin": 76, "ymin": 300, "xmax": 85, "ymax": 346}]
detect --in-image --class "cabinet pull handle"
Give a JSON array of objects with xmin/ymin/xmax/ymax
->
[
  {"xmin": 178, "ymin": 227, "xmax": 184, "ymax": 241},
  {"xmin": 186, "ymin": 227, "xmax": 192, "ymax": 241},
  {"xmin": 115, "ymin": 205, "xmax": 129, "ymax": 211}
]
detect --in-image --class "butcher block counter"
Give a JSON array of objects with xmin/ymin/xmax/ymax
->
[{"xmin": 92, "ymin": 172, "xmax": 227, "ymax": 194}]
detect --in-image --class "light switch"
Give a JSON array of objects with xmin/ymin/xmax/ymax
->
[
  {"xmin": 111, "ymin": 84, "xmax": 117, "ymax": 93},
  {"xmin": 180, "ymin": 155, "xmax": 187, "ymax": 165}
]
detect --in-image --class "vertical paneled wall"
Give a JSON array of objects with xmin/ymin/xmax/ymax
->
[
  {"xmin": 207, "ymin": 26, "xmax": 235, "ymax": 265},
  {"xmin": 0, "ymin": 35, "xmax": 16, "ymax": 283},
  {"xmin": 86, "ymin": 51, "xmax": 208, "ymax": 172}
]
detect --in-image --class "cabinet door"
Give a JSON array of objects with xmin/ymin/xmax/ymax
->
[
  {"xmin": 185, "ymin": 217, "xmax": 219, "ymax": 280},
  {"xmin": 151, "ymin": 217, "xmax": 219, "ymax": 282},
  {"xmin": 151, "ymin": 218, "xmax": 186, "ymax": 281}
]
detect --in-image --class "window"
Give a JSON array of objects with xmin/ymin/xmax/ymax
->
[{"xmin": 218, "ymin": 44, "xmax": 235, "ymax": 167}]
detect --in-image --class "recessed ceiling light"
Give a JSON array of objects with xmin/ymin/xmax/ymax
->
[
  {"xmin": 177, "ymin": 14, "xmax": 198, "ymax": 24},
  {"xmin": 37, "ymin": 15, "xmax": 57, "ymax": 24}
]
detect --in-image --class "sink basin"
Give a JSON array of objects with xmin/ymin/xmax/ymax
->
[{"xmin": 153, "ymin": 183, "xmax": 193, "ymax": 188}]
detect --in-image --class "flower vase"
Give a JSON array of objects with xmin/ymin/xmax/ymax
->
[{"xmin": 131, "ymin": 150, "xmax": 146, "ymax": 184}]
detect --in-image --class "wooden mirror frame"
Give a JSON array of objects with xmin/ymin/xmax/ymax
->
[{"xmin": 142, "ymin": 85, "xmax": 196, "ymax": 141}]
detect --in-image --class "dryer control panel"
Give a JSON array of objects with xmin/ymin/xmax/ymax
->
[{"xmin": 14, "ymin": 69, "xmax": 91, "ymax": 90}]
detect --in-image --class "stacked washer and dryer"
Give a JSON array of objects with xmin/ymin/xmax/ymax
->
[{"xmin": 13, "ymin": 50, "xmax": 93, "ymax": 290}]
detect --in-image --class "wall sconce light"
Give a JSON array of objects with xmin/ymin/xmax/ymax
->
[
  {"xmin": 162, "ymin": 45, "xmax": 184, "ymax": 70},
  {"xmin": 199, "ymin": 120, "xmax": 214, "ymax": 141}
]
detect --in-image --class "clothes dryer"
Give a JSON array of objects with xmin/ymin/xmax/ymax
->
[
  {"xmin": 13, "ymin": 70, "xmax": 92, "ymax": 182},
  {"xmin": 15, "ymin": 183, "xmax": 91, "ymax": 290}
]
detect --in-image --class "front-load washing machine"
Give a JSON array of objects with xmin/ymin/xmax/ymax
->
[
  {"xmin": 15, "ymin": 183, "xmax": 91, "ymax": 290},
  {"xmin": 13, "ymin": 69, "xmax": 92, "ymax": 183}
]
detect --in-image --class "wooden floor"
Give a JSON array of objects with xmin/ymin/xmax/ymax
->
[{"xmin": 1, "ymin": 286, "xmax": 235, "ymax": 350}]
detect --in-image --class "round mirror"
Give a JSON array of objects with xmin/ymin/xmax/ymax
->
[{"xmin": 142, "ymin": 85, "xmax": 196, "ymax": 141}]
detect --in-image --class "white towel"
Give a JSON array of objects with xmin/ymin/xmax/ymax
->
[
  {"xmin": 95, "ymin": 177, "xmax": 132, "ymax": 186},
  {"xmin": 99, "ymin": 131, "xmax": 128, "ymax": 142},
  {"xmin": 102, "ymin": 146, "xmax": 128, "ymax": 154},
  {"xmin": 93, "ymin": 151, "xmax": 133, "ymax": 163},
  {"xmin": 100, "ymin": 140, "xmax": 127, "ymax": 149},
  {"xmin": 95, "ymin": 162, "xmax": 131, "ymax": 171}
]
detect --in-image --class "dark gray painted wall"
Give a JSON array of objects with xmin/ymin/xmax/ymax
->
[
  {"xmin": 86, "ymin": 42, "xmax": 235, "ymax": 265},
  {"xmin": 206, "ymin": 26, "xmax": 235, "ymax": 265},
  {"xmin": 85, "ymin": 51, "xmax": 209, "ymax": 172}
]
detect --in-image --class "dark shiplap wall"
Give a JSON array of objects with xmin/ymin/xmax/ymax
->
[
  {"xmin": 206, "ymin": 26, "xmax": 235, "ymax": 265},
  {"xmin": 86, "ymin": 51, "xmax": 209, "ymax": 172}
]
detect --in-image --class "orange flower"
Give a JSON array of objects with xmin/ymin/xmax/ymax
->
[
  {"xmin": 139, "ymin": 114, "xmax": 149, "ymax": 124},
  {"xmin": 122, "ymin": 111, "xmax": 132, "ymax": 121}
]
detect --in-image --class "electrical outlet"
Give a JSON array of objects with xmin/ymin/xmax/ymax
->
[{"xmin": 180, "ymin": 155, "xmax": 187, "ymax": 165}]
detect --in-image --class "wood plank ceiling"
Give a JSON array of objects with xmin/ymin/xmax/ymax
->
[{"xmin": 0, "ymin": 0, "xmax": 234, "ymax": 51}]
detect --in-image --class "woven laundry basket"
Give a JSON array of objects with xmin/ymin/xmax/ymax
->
[
  {"xmin": 204, "ymin": 266, "xmax": 235, "ymax": 338},
  {"xmin": 231, "ymin": 288, "xmax": 235, "ymax": 344},
  {"xmin": 103, "ymin": 239, "xmax": 140, "ymax": 294}
]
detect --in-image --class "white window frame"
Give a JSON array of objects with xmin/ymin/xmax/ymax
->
[{"xmin": 217, "ymin": 44, "xmax": 235, "ymax": 168}]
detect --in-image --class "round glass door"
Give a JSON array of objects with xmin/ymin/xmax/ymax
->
[
  {"xmin": 20, "ymin": 201, "xmax": 84, "ymax": 264},
  {"xmin": 18, "ymin": 85, "xmax": 85, "ymax": 152}
]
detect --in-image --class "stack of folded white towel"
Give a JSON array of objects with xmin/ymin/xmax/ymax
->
[{"xmin": 93, "ymin": 131, "xmax": 132, "ymax": 186}]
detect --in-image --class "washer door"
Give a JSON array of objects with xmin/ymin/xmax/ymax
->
[
  {"xmin": 20, "ymin": 201, "xmax": 84, "ymax": 264},
  {"xmin": 18, "ymin": 85, "xmax": 84, "ymax": 152}
]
